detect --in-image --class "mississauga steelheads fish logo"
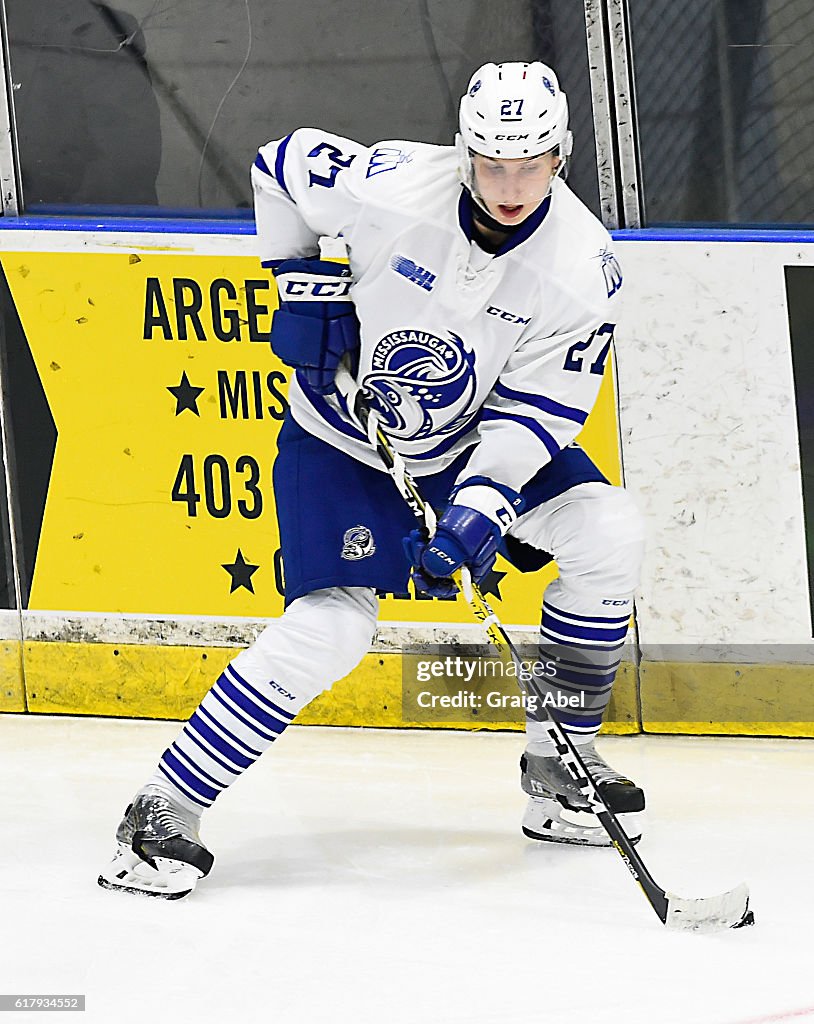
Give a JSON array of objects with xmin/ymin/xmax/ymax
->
[
  {"xmin": 341, "ymin": 525, "xmax": 376, "ymax": 560},
  {"xmin": 365, "ymin": 329, "xmax": 478, "ymax": 441}
]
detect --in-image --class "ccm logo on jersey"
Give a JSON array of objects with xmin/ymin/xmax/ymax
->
[{"xmin": 487, "ymin": 305, "xmax": 531, "ymax": 325}]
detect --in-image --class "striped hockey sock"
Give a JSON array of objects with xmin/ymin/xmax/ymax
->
[
  {"xmin": 526, "ymin": 588, "xmax": 631, "ymax": 750},
  {"xmin": 143, "ymin": 587, "xmax": 378, "ymax": 815},
  {"xmin": 151, "ymin": 664, "xmax": 297, "ymax": 811}
]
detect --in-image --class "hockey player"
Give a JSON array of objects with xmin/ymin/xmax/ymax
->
[{"xmin": 99, "ymin": 61, "xmax": 646, "ymax": 899}]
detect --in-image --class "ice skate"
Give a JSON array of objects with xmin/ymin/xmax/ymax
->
[
  {"xmin": 521, "ymin": 741, "xmax": 645, "ymax": 847},
  {"xmin": 98, "ymin": 784, "xmax": 214, "ymax": 899}
]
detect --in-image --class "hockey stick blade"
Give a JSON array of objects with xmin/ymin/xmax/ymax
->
[
  {"xmin": 664, "ymin": 882, "xmax": 754, "ymax": 933},
  {"xmin": 599, "ymin": 806, "xmax": 755, "ymax": 933}
]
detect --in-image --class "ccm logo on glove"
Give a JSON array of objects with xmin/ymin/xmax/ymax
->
[
  {"xmin": 404, "ymin": 477, "xmax": 525, "ymax": 598},
  {"xmin": 271, "ymin": 258, "xmax": 360, "ymax": 395},
  {"xmin": 278, "ymin": 277, "xmax": 353, "ymax": 299},
  {"xmin": 427, "ymin": 546, "xmax": 458, "ymax": 569}
]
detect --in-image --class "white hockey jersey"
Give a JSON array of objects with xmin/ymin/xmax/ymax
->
[{"xmin": 251, "ymin": 129, "xmax": 622, "ymax": 493}]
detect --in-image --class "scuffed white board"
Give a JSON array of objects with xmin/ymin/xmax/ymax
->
[{"xmin": 614, "ymin": 241, "xmax": 812, "ymax": 647}]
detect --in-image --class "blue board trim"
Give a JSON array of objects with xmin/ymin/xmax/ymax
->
[
  {"xmin": 0, "ymin": 215, "xmax": 257, "ymax": 234},
  {"xmin": 612, "ymin": 227, "xmax": 814, "ymax": 243}
]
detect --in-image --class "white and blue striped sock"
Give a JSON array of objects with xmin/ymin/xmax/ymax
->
[
  {"xmin": 526, "ymin": 584, "xmax": 632, "ymax": 752},
  {"xmin": 144, "ymin": 587, "xmax": 380, "ymax": 815},
  {"xmin": 151, "ymin": 664, "xmax": 297, "ymax": 811}
]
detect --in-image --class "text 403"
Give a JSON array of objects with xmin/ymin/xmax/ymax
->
[{"xmin": 172, "ymin": 454, "xmax": 264, "ymax": 519}]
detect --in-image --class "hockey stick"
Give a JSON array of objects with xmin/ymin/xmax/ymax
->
[{"xmin": 334, "ymin": 363, "xmax": 754, "ymax": 933}]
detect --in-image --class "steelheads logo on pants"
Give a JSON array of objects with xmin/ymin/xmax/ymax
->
[
  {"xmin": 341, "ymin": 525, "xmax": 376, "ymax": 561},
  {"xmin": 364, "ymin": 329, "xmax": 478, "ymax": 441}
]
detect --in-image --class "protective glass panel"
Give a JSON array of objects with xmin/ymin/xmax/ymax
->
[
  {"xmin": 6, "ymin": 0, "xmax": 600, "ymax": 218},
  {"xmin": 629, "ymin": 0, "xmax": 814, "ymax": 225}
]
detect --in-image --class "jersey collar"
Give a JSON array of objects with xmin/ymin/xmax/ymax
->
[{"xmin": 457, "ymin": 188, "xmax": 553, "ymax": 257}]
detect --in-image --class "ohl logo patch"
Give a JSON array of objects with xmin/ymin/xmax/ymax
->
[{"xmin": 365, "ymin": 329, "xmax": 478, "ymax": 441}]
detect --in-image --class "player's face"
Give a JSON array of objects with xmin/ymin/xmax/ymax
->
[{"xmin": 471, "ymin": 152, "xmax": 561, "ymax": 225}]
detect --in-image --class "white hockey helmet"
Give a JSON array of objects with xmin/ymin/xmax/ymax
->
[
  {"xmin": 456, "ymin": 61, "xmax": 573, "ymax": 204},
  {"xmin": 459, "ymin": 61, "xmax": 572, "ymax": 158}
]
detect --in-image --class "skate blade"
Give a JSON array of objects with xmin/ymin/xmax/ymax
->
[
  {"xmin": 523, "ymin": 803, "xmax": 643, "ymax": 848},
  {"xmin": 98, "ymin": 844, "xmax": 204, "ymax": 899}
]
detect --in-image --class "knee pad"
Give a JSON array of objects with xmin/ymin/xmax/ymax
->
[
  {"xmin": 556, "ymin": 485, "xmax": 646, "ymax": 594},
  {"xmin": 291, "ymin": 587, "xmax": 379, "ymax": 680},
  {"xmin": 232, "ymin": 587, "xmax": 378, "ymax": 701}
]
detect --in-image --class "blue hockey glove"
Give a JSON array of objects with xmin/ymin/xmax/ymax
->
[
  {"xmin": 405, "ymin": 508, "xmax": 501, "ymax": 598},
  {"xmin": 404, "ymin": 477, "xmax": 525, "ymax": 598},
  {"xmin": 271, "ymin": 258, "xmax": 360, "ymax": 395}
]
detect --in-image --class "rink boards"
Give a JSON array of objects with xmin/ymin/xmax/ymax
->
[{"xmin": 0, "ymin": 222, "xmax": 812, "ymax": 734}]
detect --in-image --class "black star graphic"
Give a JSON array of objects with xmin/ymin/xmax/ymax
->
[
  {"xmin": 167, "ymin": 371, "xmax": 205, "ymax": 416},
  {"xmin": 479, "ymin": 568, "xmax": 507, "ymax": 600},
  {"xmin": 222, "ymin": 549, "xmax": 260, "ymax": 594}
]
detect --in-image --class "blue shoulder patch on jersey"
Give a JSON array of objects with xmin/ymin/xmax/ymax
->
[
  {"xmin": 366, "ymin": 146, "xmax": 414, "ymax": 178},
  {"xmin": 597, "ymin": 247, "xmax": 623, "ymax": 297}
]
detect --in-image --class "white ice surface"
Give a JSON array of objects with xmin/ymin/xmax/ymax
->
[{"xmin": 1, "ymin": 717, "xmax": 813, "ymax": 1024}]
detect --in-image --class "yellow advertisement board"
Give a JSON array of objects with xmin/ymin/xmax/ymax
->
[{"xmin": 3, "ymin": 251, "xmax": 621, "ymax": 627}]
